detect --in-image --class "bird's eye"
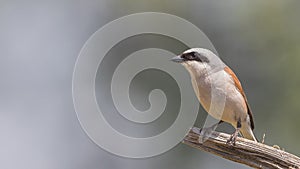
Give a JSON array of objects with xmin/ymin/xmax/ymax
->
[
  {"xmin": 188, "ymin": 52, "xmax": 197, "ymax": 60},
  {"xmin": 190, "ymin": 52, "xmax": 196, "ymax": 59},
  {"xmin": 180, "ymin": 51, "xmax": 209, "ymax": 63}
]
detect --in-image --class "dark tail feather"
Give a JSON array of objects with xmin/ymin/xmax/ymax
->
[{"xmin": 240, "ymin": 124, "xmax": 257, "ymax": 142}]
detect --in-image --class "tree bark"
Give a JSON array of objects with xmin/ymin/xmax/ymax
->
[{"xmin": 182, "ymin": 127, "xmax": 300, "ymax": 169}]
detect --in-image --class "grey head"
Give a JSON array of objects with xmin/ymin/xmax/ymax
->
[{"xmin": 171, "ymin": 48, "xmax": 226, "ymax": 74}]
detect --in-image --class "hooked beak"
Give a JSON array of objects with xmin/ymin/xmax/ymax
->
[{"xmin": 171, "ymin": 55, "xmax": 185, "ymax": 63}]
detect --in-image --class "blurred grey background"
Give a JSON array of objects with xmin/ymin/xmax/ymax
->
[{"xmin": 1, "ymin": 0, "xmax": 300, "ymax": 169}]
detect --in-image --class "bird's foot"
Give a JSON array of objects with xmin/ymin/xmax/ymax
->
[
  {"xmin": 191, "ymin": 127, "xmax": 201, "ymax": 135},
  {"xmin": 192, "ymin": 121, "xmax": 222, "ymax": 143},
  {"xmin": 197, "ymin": 127, "xmax": 215, "ymax": 143},
  {"xmin": 191, "ymin": 127, "xmax": 208, "ymax": 143},
  {"xmin": 226, "ymin": 129, "xmax": 239, "ymax": 145}
]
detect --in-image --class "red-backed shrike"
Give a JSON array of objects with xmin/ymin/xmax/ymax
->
[{"xmin": 172, "ymin": 48, "xmax": 257, "ymax": 143}]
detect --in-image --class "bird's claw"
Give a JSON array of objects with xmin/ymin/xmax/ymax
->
[
  {"xmin": 198, "ymin": 127, "xmax": 214, "ymax": 143},
  {"xmin": 226, "ymin": 135, "xmax": 237, "ymax": 145},
  {"xmin": 191, "ymin": 127, "xmax": 201, "ymax": 135},
  {"xmin": 226, "ymin": 130, "xmax": 239, "ymax": 145}
]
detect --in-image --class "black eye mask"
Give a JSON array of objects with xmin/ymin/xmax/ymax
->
[{"xmin": 181, "ymin": 52, "xmax": 209, "ymax": 63}]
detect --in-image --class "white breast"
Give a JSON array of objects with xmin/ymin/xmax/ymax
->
[
  {"xmin": 181, "ymin": 59, "xmax": 247, "ymax": 125},
  {"xmin": 192, "ymin": 69, "xmax": 247, "ymax": 123}
]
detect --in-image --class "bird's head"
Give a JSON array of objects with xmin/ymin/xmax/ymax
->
[{"xmin": 171, "ymin": 48, "xmax": 225, "ymax": 76}]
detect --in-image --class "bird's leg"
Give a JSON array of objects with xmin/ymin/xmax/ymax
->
[
  {"xmin": 227, "ymin": 119, "xmax": 241, "ymax": 145},
  {"xmin": 199, "ymin": 120, "xmax": 223, "ymax": 134},
  {"xmin": 196, "ymin": 120, "xmax": 223, "ymax": 143}
]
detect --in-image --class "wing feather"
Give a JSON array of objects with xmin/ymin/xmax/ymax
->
[{"xmin": 224, "ymin": 66, "xmax": 255, "ymax": 129}]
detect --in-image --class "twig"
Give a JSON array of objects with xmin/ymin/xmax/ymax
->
[{"xmin": 182, "ymin": 127, "xmax": 300, "ymax": 169}]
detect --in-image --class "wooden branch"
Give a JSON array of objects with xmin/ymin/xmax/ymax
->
[{"xmin": 182, "ymin": 127, "xmax": 300, "ymax": 169}]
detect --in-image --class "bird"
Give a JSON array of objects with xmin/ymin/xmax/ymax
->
[{"xmin": 171, "ymin": 48, "xmax": 257, "ymax": 144}]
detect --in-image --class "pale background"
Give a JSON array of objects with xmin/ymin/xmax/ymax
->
[{"xmin": 1, "ymin": 0, "xmax": 300, "ymax": 169}]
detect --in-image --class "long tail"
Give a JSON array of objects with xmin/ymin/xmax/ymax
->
[{"xmin": 240, "ymin": 123, "xmax": 257, "ymax": 142}]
